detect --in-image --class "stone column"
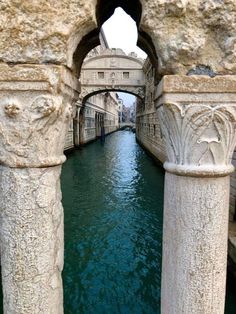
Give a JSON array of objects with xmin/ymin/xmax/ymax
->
[
  {"xmin": 73, "ymin": 102, "xmax": 82, "ymax": 147},
  {"xmin": 0, "ymin": 64, "xmax": 79, "ymax": 313},
  {"xmin": 156, "ymin": 76, "xmax": 236, "ymax": 314}
]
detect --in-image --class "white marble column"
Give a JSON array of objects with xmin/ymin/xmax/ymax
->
[
  {"xmin": 0, "ymin": 64, "xmax": 79, "ymax": 313},
  {"xmin": 156, "ymin": 76, "xmax": 236, "ymax": 314}
]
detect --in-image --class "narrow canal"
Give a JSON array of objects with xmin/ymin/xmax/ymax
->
[
  {"xmin": 61, "ymin": 131, "xmax": 236, "ymax": 314},
  {"xmin": 0, "ymin": 131, "xmax": 235, "ymax": 313},
  {"xmin": 62, "ymin": 131, "xmax": 164, "ymax": 313}
]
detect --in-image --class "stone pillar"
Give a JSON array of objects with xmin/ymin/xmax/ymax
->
[
  {"xmin": 0, "ymin": 64, "xmax": 79, "ymax": 313},
  {"xmin": 156, "ymin": 76, "xmax": 236, "ymax": 314},
  {"xmin": 73, "ymin": 102, "xmax": 82, "ymax": 147}
]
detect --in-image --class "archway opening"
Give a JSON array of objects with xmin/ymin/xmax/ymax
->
[
  {"xmin": 72, "ymin": 1, "xmax": 159, "ymax": 83},
  {"xmin": 75, "ymin": 90, "xmax": 140, "ymax": 146},
  {"xmin": 62, "ymin": 3, "xmax": 164, "ymax": 313}
]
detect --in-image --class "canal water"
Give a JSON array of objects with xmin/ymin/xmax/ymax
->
[
  {"xmin": 62, "ymin": 131, "xmax": 164, "ymax": 313},
  {"xmin": 0, "ymin": 131, "xmax": 235, "ymax": 313},
  {"xmin": 61, "ymin": 131, "xmax": 236, "ymax": 314}
]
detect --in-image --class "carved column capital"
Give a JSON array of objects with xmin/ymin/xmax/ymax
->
[
  {"xmin": 0, "ymin": 64, "xmax": 80, "ymax": 168},
  {"xmin": 156, "ymin": 75, "xmax": 236, "ymax": 177}
]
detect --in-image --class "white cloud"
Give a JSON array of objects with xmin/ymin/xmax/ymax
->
[{"xmin": 102, "ymin": 8, "xmax": 147, "ymax": 59}]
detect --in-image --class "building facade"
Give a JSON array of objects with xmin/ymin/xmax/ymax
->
[{"xmin": 64, "ymin": 30, "xmax": 121, "ymax": 149}]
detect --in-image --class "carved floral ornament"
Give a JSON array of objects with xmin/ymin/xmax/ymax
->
[
  {"xmin": 0, "ymin": 95, "xmax": 70, "ymax": 168},
  {"xmin": 157, "ymin": 102, "xmax": 236, "ymax": 177}
]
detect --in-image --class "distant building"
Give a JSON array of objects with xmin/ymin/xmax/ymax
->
[{"xmin": 65, "ymin": 29, "xmax": 121, "ymax": 149}]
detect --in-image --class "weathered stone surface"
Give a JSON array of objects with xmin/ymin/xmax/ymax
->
[
  {"xmin": 140, "ymin": 0, "xmax": 236, "ymax": 74},
  {"xmin": 156, "ymin": 75, "xmax": 236, "ymax": 177},
  {"xmin": 0, "ymin": 0, "xmax": 97, "ymax": 67},
  {"xmin": 0, "ymin": 64, "xmax": 79, "ymax": 168},
  {"xmin": 162, "ymin": 173, "xmax": 229, "ymax": 314},
  {"xmin": 154, "ymin": 75, "xmax": 236, "ymax": 314},
  {"xmin": 0, "ymin": 165, "xmax": 64, "ymax": 314},
  {"xmin": 0, "ymin": 1, "xmax": 236, "ymax": 312},
  {"xmin": 0, "ymin": 1, "xmax": 236, "ymax": 75},
  {"xmin": 156, "ymin": 75, "xmax": 236, "ymax": 95},
  {"xmin": 0, "ymin": 64, "xmax": 80, "ymax": 314}
]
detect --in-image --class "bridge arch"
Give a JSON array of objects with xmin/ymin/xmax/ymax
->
[
  {"xmin": 80, "ymin": 88, "xmax": 144, "ymax": 106},
  {"xmin": 80, "ymin": 48, "xmax": 146, "ymax": 104}
]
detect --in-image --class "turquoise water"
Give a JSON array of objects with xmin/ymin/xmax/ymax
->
[
  {"xmin": 62, "ymin": 131, "xmax": 164, "ymax": 313},
  {"xmin": 0, "ymin": 131, "xmax": 235, "ymax": 313},
  {"xmin": 61, "ymin": 131, "xmax": 236, "ymax": 313}
]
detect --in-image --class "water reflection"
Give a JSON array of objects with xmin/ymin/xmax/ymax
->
[{"xmin": 62, "ymin": 132, "xmax": 164, "ymax": 313}]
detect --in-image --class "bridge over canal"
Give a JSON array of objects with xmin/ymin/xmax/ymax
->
[{"xmin": 80, "ymin": 48, "xmax": 145, "ymax": 103}]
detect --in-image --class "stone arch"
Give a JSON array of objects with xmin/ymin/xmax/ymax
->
[
  {"xmin": 67, "ymin": 1, "xmax": 236, "ymax": 77},
  {"xmin": 80, "ymin": 87, "xmax": 144, "ymax": 106},
  {"xmin": 80, "ymin": 49, "xmax": 146, "ymax": 104},
  {"xmin": 70, "ymin": 0, "xmax": 159, "ymax": 80}
]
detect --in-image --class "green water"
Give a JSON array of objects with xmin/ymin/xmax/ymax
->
[
  {"xmin": 62, "ymin": 131, "xmax": 164, "ymax": 313},
  {"xmin": 61, "ymin": 131, "xmax": 236, "ymax": 313},
  {"xmin": 0, "ymin": 131, "xmax": 235, "ymax": 313}
]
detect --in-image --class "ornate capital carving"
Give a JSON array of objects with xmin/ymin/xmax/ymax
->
[
  {"xmin": 156, "ymin": 76, "xmax": 236, "ymax": 177},
  {"xmin": 0, "ymin": 64, "xmax": 79, "ymax": 168}
]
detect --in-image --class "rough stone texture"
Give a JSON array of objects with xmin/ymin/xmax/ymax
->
[
  {"xmin": 156, "ymin": 74, "xmax": 236, "ymax": 94},
  {"xmin": 140, "ymin": 0, "xmax": 236, "ymax": 75},
  {"xmin": 0, "ymin": 165, "xmax": 64, "ymax": 314},
  {"xmin": 0, "ymin": 2, "xmax": 236, "ymax": 310},
  {"xmin": 156, "ymin": 75, "xmax": 236, "ymax": 177},
  {"xmin": 0, "ymin": 64, "xmax": 79, "ymax": 167},
  {"xmin": 0, "ymin": 0, "xmax": 97, "ymax": 67},
  {"xmin": 0, "ymin": 64, "xmax": 80, "ymax": 314},
  {"xmin": 1, "ymin": 1, "xmax": 236, "ymax": 75},
  {"xmin": 162, "ymin": 173, "xmax": 229, "ymax": 314}
]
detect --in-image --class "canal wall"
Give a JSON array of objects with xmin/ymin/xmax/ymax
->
[
  {"xmin": 136, "ymin": 110, "xmax": 166, "ymax": 164},
  {"xmin": 64, "ymin": 91, "xmax": 120, "ymax": 150}
]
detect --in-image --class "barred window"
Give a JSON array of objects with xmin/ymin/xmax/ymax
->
[
  {"xmin": 98, "ymin": 72, "xmax": 104, "ymax": 79},
  {"xmin": 123, "ymin": 72, "xmax": 129, "ymax": 79}
]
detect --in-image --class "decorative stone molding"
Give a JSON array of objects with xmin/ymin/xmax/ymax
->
[
  {"xmin": 0, "ymin": 64, "xmax": 80, "ymax": 168},
  {"xmin": 156, "ymin": 75, "xmax": 236, "ymax": 177}
]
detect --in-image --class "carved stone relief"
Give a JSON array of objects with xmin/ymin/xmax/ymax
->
[{"xmin": 157, "ymin": 102, "xmax": 236, "ymax": 176}]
